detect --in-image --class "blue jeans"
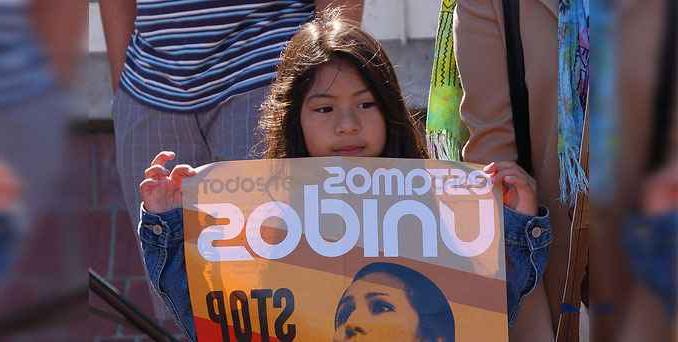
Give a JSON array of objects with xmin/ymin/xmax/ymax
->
[{"xmin": 139, "ymin": 205, "xmax": 552, "ymax": 341}]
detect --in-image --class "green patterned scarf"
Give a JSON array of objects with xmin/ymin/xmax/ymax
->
[{"xmin": 426, "ymin": 0, "xmax": 466, "ymax": 162}]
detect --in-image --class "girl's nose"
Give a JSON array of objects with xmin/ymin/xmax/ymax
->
[{"xmin": 335, "ymin": 109, "xmax": 361, "ymax": 135}]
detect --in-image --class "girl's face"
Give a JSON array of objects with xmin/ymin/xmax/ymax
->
[
  {"xmin": 333, "ymin": 272, "xmax": 419, "ymax": 341},
  {"xmin": 300, "ymin": 59, "xmax": 387, "ymax": 157}
]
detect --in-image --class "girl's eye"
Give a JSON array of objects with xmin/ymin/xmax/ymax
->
[
  {"xmin": 359, "ymin": 102, "xmax": 377, "ymax": 110},
  {"xmin": 369, "ymin": 299, "xmax": 395, "ymax": 315},
  {"xmin": 315, "ymin": 106, "xmax": 333, "ymax": 113}
]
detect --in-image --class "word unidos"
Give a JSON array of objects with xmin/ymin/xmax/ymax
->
[{"xmin": 196, "ymin": 166, "xmax": 496, "ymax": 262}]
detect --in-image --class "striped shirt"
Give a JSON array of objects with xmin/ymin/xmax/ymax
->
[
  {"xmin": 120, "ymin": 0, "xmax": 315, "ymax": 113},
  {"xmin": 0, "ymin": 0, "xmax": 54, "ymax": 107}
]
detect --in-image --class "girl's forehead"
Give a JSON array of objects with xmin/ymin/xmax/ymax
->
[
  {"xmin": 307, "ymin": 59, "xmax": 367, "ymax": 94},
  {"xmin": 320, "ymin": 59, "xmax": 354, "ymax": 72}
]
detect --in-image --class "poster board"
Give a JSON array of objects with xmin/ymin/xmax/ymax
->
[{"xmin": 183, "ymin": 157, "xmax": 508, "ymax": 341}]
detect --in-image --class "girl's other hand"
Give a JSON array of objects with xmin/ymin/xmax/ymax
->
[
  {"xmin": 139, "ymin": 151, "xmax": 197, "ymax": 214},
  {"xmin": 483, "ymin": 161, "xmax": 538, "ymax": 216}
]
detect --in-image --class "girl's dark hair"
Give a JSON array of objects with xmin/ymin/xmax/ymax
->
[
  {"xmin": 336, "ymin": 262, "xmax": 455, "ymax": 341},
  {"xmin": 259, "ymin": 8, "xmax": 428, "ymax": 159}
]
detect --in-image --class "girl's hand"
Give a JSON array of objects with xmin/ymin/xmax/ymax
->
[
  {"xmin": 0, "ymin": 162, "xmax": 21, "ymax": 211},
  {"xmin": 139, "ymin": 151, "xmax": 197, "ymax": 214},
  {"xmin": 641, "ymin": 160, "xmax": 678, "ymax": 216},
  {"xmin": 483, "ymin": 161, "xmax": 538, "ymax": 216}
]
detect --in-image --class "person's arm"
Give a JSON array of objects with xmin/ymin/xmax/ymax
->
[
  {"xmin": 314, "ymin": 0, "xmax": 364, "ymax": 24},
  {"xmin": 485, "ymin": 161, "xmax": 554, "ymax": 340},
  {"xmin": 618, "ymin": 161, "xmax": 678, "ymax": 342},
  {"xmin": 138, "ymin": 151, "xmax": 198, "ymax": 340},
  {"xmin": 99, "ymin": 0, "xmax": 137, "ymax": 91},
  {"xmin": 454, "ymin": 0, "xmax": 515, "ymax": 164},
  {"xmin": 503, "ymin": 206, "xmax": 554, "ymax": 342},
  {"xmin": 29, "ymin": 0, "xmax": 87, "ymax": 85},
  {"xmin": 138, "ymin": 206, "xmax": 196, "ymax": 341}
]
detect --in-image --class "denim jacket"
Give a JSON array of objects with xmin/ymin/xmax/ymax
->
[{"xmin": 139, "ymin": 204, "xmax": 552, "ymax": 341}]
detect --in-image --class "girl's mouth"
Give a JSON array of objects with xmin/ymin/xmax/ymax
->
[{"xmin": 333, "ymin": 145, "xmax": 365, "ymax": 156}]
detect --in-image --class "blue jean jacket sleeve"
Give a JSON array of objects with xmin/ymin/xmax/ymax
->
[
  {"xmin": 503, "ymin": 205, "xmax": 552, "ymax": 327},
  {"xmin": 138, "ymin": 205, "xmax": 196, "ymax": 341}
]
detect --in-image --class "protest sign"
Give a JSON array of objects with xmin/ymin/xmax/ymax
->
[{"xmin": 183, "ymin": 157, "xmax": 507, "ymax": 341}]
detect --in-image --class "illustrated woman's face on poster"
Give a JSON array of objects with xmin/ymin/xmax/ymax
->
[
  {"xmin": 333, "ymin": 272, "xmax": 420, "ymax": 341},
  {"xmin": 334, "ymin": 263, "xmax": 455, "ymax": 341}
]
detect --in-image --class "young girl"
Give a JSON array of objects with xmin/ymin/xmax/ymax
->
[{"xmin": 138, "ymin": 9, "xmax": 552, "ymax": 341}]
